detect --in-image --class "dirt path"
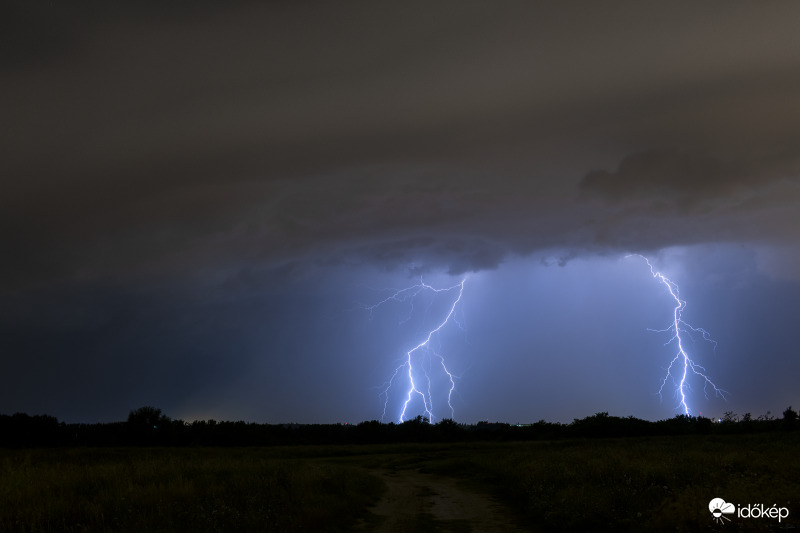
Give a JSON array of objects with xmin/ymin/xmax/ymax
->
[{"xmin": 356, "ymin": 468, "xmax": 527, "ymax": 532}]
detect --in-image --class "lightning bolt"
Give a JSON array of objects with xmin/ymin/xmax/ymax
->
[
  {"xmin": 366, "ymin": 278, "xmax": 466, "ymax": 423},
  {"xmin": 631, "ymin": 255, "xmax": 727, "ymax": 415}
]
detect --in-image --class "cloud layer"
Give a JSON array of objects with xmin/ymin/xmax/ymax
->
[
  {"xmin": 3, "ymin": 1, "xmax": 800, "ymax": 290},
  {"xmin": 3, "ymin": 2, "xmax": 800, "ymax": 423}
]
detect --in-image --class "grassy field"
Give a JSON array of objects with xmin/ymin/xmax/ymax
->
[
  {"xmin": 403, "ymin": 433, "xmax": 800, "ymax": 531},
  {"xmin": 1, "ymin": 432, "xmax": 798, "ymax": 532},
  {"xmin": 0, "ymin": 446, "xmax": 383, "ymax": 532}
]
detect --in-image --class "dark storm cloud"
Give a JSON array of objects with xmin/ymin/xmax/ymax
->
[
  {"xmin": 581, "ymin": 150, "xmax": 759, "ymax": 209},
  {"xmin": 3, "ymin": 1, "xmax": 800, "ymax": 422},
  {"xmin": 4, "ymin": 1, "xmax": 800, "ymax": 292},
  {"xmin": 577, "ymin": 146, "xmax": 800, "ymax": 258}
]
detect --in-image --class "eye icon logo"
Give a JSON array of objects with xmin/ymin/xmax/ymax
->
[{"xmin": 709, "ymin": 498, "xmax": 736, "ymax": 524}]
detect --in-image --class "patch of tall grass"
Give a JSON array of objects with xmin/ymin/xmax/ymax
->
[
  {"xmin": 417, "ymin": 433, "xmax": 800, "ymax": 531},
  {"xmin": 0, "ymin": 447, "xmax": 383, "ymax": 532}
]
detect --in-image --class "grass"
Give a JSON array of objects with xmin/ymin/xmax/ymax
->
[
  {"xmin": 403, "ymin": 433, "xmax": 800, "ymax": 531},
  {"xmin": 0, "ymin": 447, "xmax": 383, "ymax": 532},
  {"xmin": 1, "ymin": 432, "xmax": 798, "ymax": 531}
]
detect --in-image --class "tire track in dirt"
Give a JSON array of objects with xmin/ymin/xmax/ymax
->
[{"xmin": 356, "ymin": 468, "xmax": 527, "ymax": 532}]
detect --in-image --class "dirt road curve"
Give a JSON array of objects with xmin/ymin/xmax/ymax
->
[{"xmin": 356, "ymin": 469, "xmax": 527, "ymax": 532}]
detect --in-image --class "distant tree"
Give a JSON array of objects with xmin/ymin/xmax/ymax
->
[
  {"xmin": 127, "ymin": 406, "xmax": 170, "ymax": 429},
  {"xmin": 0, "ymin": 413, "xmax": 64, "ymax": 446},
  {"xmin": 436, "ymin": 418, "xmax": 459, "ymax": 429},
  {"xmin": 742, "ymin": 412, "xmax": 752, "ymax": 423},
  {"xmin": 696, "ymin": 416, "xmax": 712, "ymax": 434},
  {"xmin": 435, "ymin": 418, "xmax": 461, "ymax": 440},
  {"xmin": 757, "ymin": 411, "xmax": 774, "ymax": 421},
  {"xmin": 782, "ymin": 406, "xmax": 798, "ymax": 426},
  {"xmin": 354, "ymin": 420, "xmax": 385, "ymax": 443},
  {"xmin": 127, "ymin": 406, "xmax": 171, "ymax": 444},
  {"xmin": 722, "ymin": 411, "xmax": 739, "ymax": 423}
]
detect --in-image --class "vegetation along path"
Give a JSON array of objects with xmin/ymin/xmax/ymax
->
[{"xmin": 357, "ymin": 468, "xmax": 525, "ymax": 532}]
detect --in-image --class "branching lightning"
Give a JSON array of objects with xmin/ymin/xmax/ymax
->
[
  {"xmin": 366, "ymin": 256, "xmax": 725, "ymax": 421},
  {"xmin": 632, "ymin": 255, "xmax": 727, "ymax": 415},
  {"xmin": 366, "ymin": 278, "xmax": 466, "ymax": 423}
]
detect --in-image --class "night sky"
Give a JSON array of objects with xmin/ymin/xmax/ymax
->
[{"xmin": 2, "ymin": 2, "xmax": 799, "ymax": 424}]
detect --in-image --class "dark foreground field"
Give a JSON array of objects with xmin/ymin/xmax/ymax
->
[{"xmin": 2, "ymin": 432, "xmax": 797, "ymax": 532}]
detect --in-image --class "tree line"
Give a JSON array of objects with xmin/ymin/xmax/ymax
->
[{"xmin": 0, "ymin": 406, "xmax": 797, "ymax": 448}]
